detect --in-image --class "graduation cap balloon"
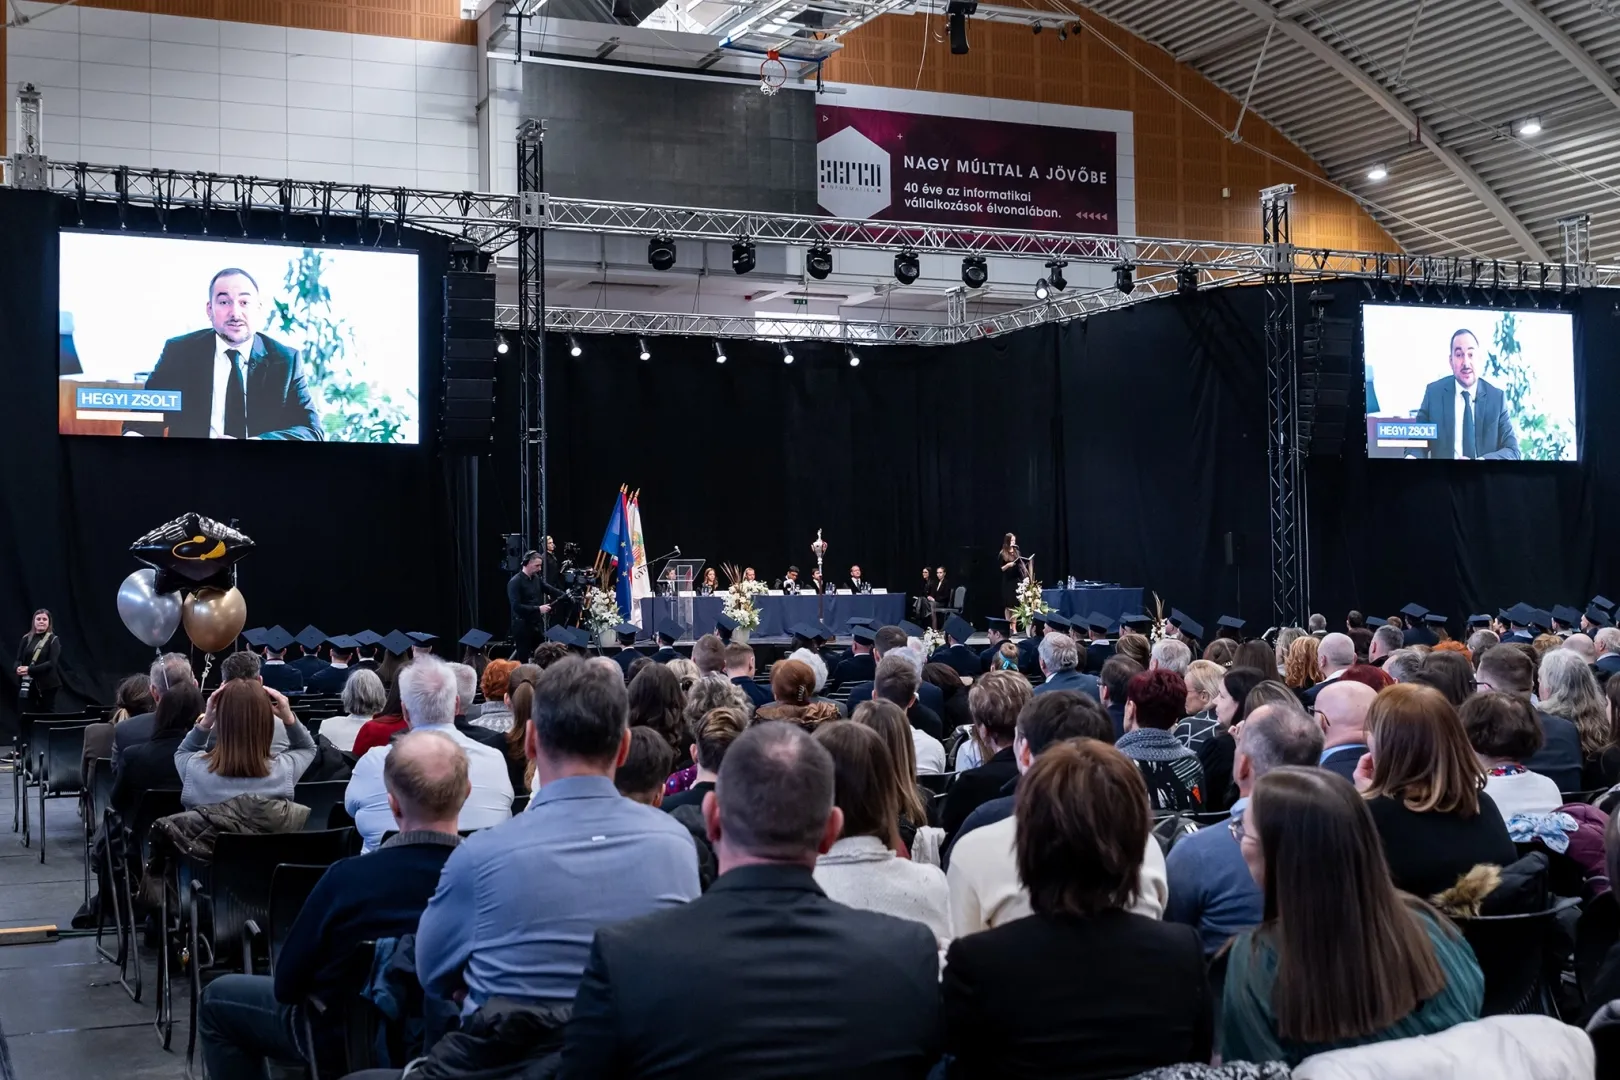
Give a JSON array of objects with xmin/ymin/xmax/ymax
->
[{"xmin": 131, "ymin": 513, "xmax": 255, "ymax": 593}]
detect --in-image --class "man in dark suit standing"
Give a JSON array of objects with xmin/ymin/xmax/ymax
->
[
  {"xmin": 931, "ymin": 616, "xmax": 981, "ymax": 679},
  {"xmin": 1410, "ymin": 328, "xmax": 1519, "ymax": 460},
  {"xmin": 124, "ymin": 268, "xmax": 322, "ymax": 441},
  {"xmin": 559, "ymin": 722, "xmax": 941, "ymax": 1079}
]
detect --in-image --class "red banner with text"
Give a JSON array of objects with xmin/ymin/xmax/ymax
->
[{"xmin": 816, "ymin": 104, "xmax": 1118, "ymax": 233}]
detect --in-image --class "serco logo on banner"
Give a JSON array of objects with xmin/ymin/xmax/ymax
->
[{"xmin": 816, "ymin": 126, "xmax": 892, "ymax": 220}]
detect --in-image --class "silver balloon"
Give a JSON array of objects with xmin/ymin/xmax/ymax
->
[{"xmin": 117, "ymin": 568, "xmax": 182, "ymax": 648}]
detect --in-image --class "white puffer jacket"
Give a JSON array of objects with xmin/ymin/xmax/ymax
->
[{"xmin": 1292, "ymin": 1015, "xmax": 1592, "ymax": 1080}]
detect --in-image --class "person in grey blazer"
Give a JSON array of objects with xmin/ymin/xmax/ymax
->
[{"xmin": 1410, "ymin": 328, "xmax": 1519, "ymax": 460}]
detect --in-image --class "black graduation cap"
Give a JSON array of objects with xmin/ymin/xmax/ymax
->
[
  {"xmin": 1399, "ymin": 603, "xmax": 1429, "ymax": 620},
  {"xmin": 242, "ymin": 627, "xmax": 269, "ymax": 647},
  {"xmin": 458, "ymin": 629, "xmax": 493, "ymax": 650},
  {"xmin": 845, "ymin": 617, "xmax": 876, "ymax": 630},
  {"xmin": 1466, "ymin": 614, "xmax": 1492, "ymax": 629},
  {"xmin": 407, "ymin": 631, "xmax": 439, "ymax": 646},
  {"xmin": 1366, "ymin": 616, "xmax": 1388, "ymax": 628},
  {"xmin": 789, "ymin": 623, "xmax": 820, "ymax": 647},
  {"xmin": 1594, "ymin": 596, "xmax": 1617, "ymax": 614},
  {"xmin": 852, "ymin": 626, "xmax": 878, "ymax": 645},
  {"xmin": 814, "ymin": 624, "xmax": 837, "ymax": 643},
  {"xmin": 1423, "ymin": 612, "xmax": 1449, "ymax": 627},
  {"xmin": 328, "ymin": 633, "xmax": 359, "ymax": 651},
  {"xmin": 1526, "ymin": 608, "xmax": 1553, "ymax": 633},
  {"xmin": 263, "ymin": 626, "xmax": 296, "ymax": 652},
  {"xmin": 1551, "ymin": 604, "xmax": 1583, "ymax": 626},
  {"xmin": 354, "ymin": 630, "xmax": 383, "ymax": 647},
  {"xmin": 381, "ymin": 630, "xmax": 414, "ymax": 656},
  {"xmin": 1119, "ymin": 613, "xmax": 1153, "ymax": 632},
  {"xmin": 1587, "ymin": 605, "xmax": 1613, "ymax": 629},
  {"xmin": 546, "ymin": 625, "xmax": 576, "ymax": 645},
  {"xmin": 1081, "ymin": 611, "xmax": 1109, "ymax": 633},
  {"xmin": 1045, "ymin": 613, "xmax": 1073, "ymax": 632},
  {"xmin": 294, "ymin": 625, "xmax": 327, "ymax": 652},
  {"xmin": 985, "ymin": 616, "xmax": 1011, "ymax": 632},
  {"xmin": 655, "ymin": 619, "xmax": 684, "ymax": 645},
  {"xmin": 945, "ymin": 615, "xmax": 974, "ymax": 643},
  {"xmin": 1503, "ymin": 603, "xmax": 1531, "ymax": 625},
  {"xmin": 898, "ymin": 621, "xmax": 924, "ymax": 638},
  {"xmin": 569, "ymin": 626, "xmax": 594, "ymax": 649},
  {"xmin": 715, "ymin": 614, "xmax": 739, "ymax": 633},
  {"xmin": 1168, "ymin": 610, "xmax": 1203, "ymax": 639},
  {"xmin": 614, "ymin": 623, "xmax": 640, "ymax": 640},
  {"xmin": 1216, "ymin": 615, "xmax": 1246, "ymax": 633},
  {"xmin": 1030, "ymin": 611, "xmax": 1053, "ymax": 629}
]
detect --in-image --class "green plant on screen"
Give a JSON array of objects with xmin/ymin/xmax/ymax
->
[{"xmin": 1484, "ymin": 311, "xmax": 1573, "ymax": 462}]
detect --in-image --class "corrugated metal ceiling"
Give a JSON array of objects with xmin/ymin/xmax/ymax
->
[{"xmin": 1081, "ymin": 0, "xmax": 1620, "ymax": 261}]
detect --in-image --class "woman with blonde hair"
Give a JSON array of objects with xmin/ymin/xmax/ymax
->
[
  {"xmin": 1283, "ymin": 636, "xmax": 1324, "ymax": 691},
  {"xmin": 665, "ymin": 674, "xmax": 752, "ymax": 795},
  {"xmin": 1357, "ymin": 684, "xmax": 1516, "ymax": 898},
  {"xmin": 1538, "ymin": 647, "xmax": 1611, "ymax": 762},
  {"xmin": 854, "ymin": 699, "xmax": 931, "ymax": 851},
  {"xmin": 1274, "ymin": 627, "xmax": 1306, "ymax": 674},
  {"xmin": 665, "ymin": 657, "xmax": 701, "ymax": 695}
]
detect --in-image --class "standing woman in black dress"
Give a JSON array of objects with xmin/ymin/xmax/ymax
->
[
  {"xmin": 1000, "ymin": 534, "xmax": 1026, "ymax": 632},
  {"xmin": 16, "ymin": 609, "xmax": 62, "ymax": 713}
]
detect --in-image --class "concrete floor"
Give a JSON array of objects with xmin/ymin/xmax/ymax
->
[{"xmin": 0, "ymin": 790, "xmax": 186, "ymax": 1080}]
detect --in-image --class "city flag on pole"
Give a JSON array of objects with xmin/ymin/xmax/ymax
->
[{"xmin": 627, "ymin": 493, "xmax": 653, "ymax": 626}]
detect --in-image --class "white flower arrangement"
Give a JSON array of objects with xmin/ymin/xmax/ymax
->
[
  {"xmin": 721, "ymin": 563, "xmax": 766, "ymax": 630},
  {"xmin": 584, "ymin": 587, "xmax": 623, "ymax": 634},
  {"xmin": 921, "ymin": 627, "xmax": 946, "ymax": 655},
  {"xmin": 1012, "ymin": 576, "xmax": 1050, "ymax": 628}
]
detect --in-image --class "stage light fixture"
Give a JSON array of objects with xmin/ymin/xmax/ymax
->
[
  {"xmin": 893, "ymin": 249, "xmax": 920, "ymax": 285},
  {"xmin": 732, "ymin": 238, "xmax": 757, "ymax": 275},
  {"xmin": 847, "ymin": 347, "xmax": 860, "ymax": 367},
  {"xmin": 1045, "ymin": 260, "xmax": 1067, "ymax": 291},
  {"xmin": 1058, "ymin": 24, "xmax": 1067, "ymax": 40},
  {"xmin": 1032, "ymin": 21, "xmax": 1041, "ymax": 33},
  {"xmin": 1033, "ymin": 278, "xmax": 1050, "ymax": 301},
  {"xmin": 1517, "ymin": 116, "xmax": 1542, "ymax": 136},
  {"xmin": 806, "ymin": 244, "xmax": 833, "ymax": 280},
  {"xmin": 714, "ymin": 341, "xmax": 728, "ymax": 364},
  {"xmin": 961, "ymin": 255, "xmax": 988, "ymax": 289},
  {"xmin": 648, "ymin": 235, "xmax": 677, "ymax": 271},
  {"xmin": 1113, "ymin": 263, "xmax": 1135, "ymax": 295},
  {"xmin": 1366, "ymin": 163, "xmax": 1388, "ymax": 182},
  {"xmin": 946, "ymin": 0, "xmax": 975, "ymax": 54},
  {"xmin": 781, "ymin": 344, "xmax": 795, "ymax": 365},
  {"xmin": 568, "ymin": 334, "xmax": 583, "ymax": 357},
  {"xmin": 1177, "ymin": 264, "xmax": 1199, "ymax": 295},
  {"xmin": 495, "ymin": 334, "xmax": 509, "ymax": 355},
  {"xmin": 638, "ymin": 337, "xmax": 651, "ymax": 361}
]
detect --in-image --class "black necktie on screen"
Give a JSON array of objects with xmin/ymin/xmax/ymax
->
[
  {"xmin": 1461, "ymin": 390, "xmax": 1476, "ymax": 459},
  {"xmin": 224, "ymin": 348, "xmax": 247, "ymax": 439}
]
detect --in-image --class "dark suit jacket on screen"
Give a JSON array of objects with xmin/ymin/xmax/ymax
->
[
  {"xmin": 1412, "ymin": 375, "xmax": 1519, "ymax": 460},
  {"xmin": 559, "ymin": 864, "xmax": 941, "ymax": 1079},
  {"xmin": 124, "ymin": 329, "xmax": 322, "ymax": 441}
]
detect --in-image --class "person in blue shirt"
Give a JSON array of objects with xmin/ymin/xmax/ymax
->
[
  {"xmin": 197, "ymin": 729, "xmax": 469, "ymax": 1078},
  {"xmin": 415, "ymin": 656, "xmax": 701, "ymax": 1013},
  {"xmin": 1165, "ymin": 699, "xmax": 1323, "ymax": 955}
]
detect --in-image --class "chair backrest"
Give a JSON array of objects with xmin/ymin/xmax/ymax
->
[
  {"xmin": 39, "ymin": 721, "xmax": 93, "ymax": 795},
  {"xmin": 121, "ymin": 788, "xmax": 186, "ymax": 864},
  {"xmin": 916, "ymin": 772, "xmax": 954, "ymax": 796},
  {"xmin": 293, "ymin": 780, "xmax": 350, "ymax": 832},
  {"xmin": 952, "ymin": 586, "xmax": 966, "ymax": 608},
  {"xmin": 267, "ymin": 863, "xmax": 334, "ymax": 971},
  {"xmin": 1456, "ymin": 899, "xmax": 1578, "ymax": 1016},
  {"xmin": 87, "ymin": 756, "xmax": 115, "ymax": 822},
  {"xmin": 511, "ymin": 794, "xmax": 530, "ymax": 815},
  {"xmin": 208, "ymin": 829, "xmax": 356, "ymax": 969}
]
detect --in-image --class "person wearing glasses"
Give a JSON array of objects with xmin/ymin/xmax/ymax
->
[
  {"xmin": 1164, "ymin": 698, "xmax": 1324, "ymax": 956},
  {"xmin": 1313, "ymin": 679, "xmax": 1377, "ymax": 785}
]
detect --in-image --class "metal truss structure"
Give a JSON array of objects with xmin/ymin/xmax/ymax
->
[
  {"xmin": 1262, "ymin": 185, "xmax": 1308, "ymax": 629},
  {"xmin": 516, "ymin": 122, "xmax": 549, "ymax": 551}
]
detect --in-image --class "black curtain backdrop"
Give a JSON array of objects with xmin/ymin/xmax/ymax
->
[
  {"xmin": 0, "ymin": 189, "xmax": 461, "ymax": 720},
  {"xmin": 544, "ymin": 281, "xmax": 1618, "ymax": 634}
]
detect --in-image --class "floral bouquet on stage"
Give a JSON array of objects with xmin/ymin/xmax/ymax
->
[
  {"xmin": 1012, "ymin": 576, "xmax": 1050, "ymax": 630},
  {"xmin": 1148, "ymin": 591, "xmax": 1168, "ymax": 643},
  {"xmin": 721, "ymin": 563, "xmax": 766, "ymax": 631},
  {"xmin": 921, "ymin": 627, "xmax": 946, "ymax": 655},
  {"xmin": 584, "ymin": 587, "xmax": 623, "ymax": 635}
]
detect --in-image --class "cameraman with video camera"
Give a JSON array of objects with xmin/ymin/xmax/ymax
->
[{"xmin": 508, "ymin": 550, "xmax": 568, "ymax": 662}]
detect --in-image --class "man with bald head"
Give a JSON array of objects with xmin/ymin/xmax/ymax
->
[
  {"xmin": 1302, "ymin": 632, "xmax": 1357, "ymax": 707},
  {"xmin": 200, "ymin": 729, "xmax": 470, "ymax": 1077},
  {"xmin": 1314, "ymin": 679, "xmax": 1377, "ymax": 783},
  {"xmin": 1166, "ymin": 698, "xmax": 1323, "ymax": 954},
  {"xmin": 1564, "ymin": 633, "xmax": 1597, "ymax": 666}
]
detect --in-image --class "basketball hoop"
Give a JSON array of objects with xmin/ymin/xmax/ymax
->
[{"xmin": 759, "ymin": 51, "xmax": 787, "ymax": 95}]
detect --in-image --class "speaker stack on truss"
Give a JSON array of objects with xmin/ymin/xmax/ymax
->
[{"xmin": 441, "ymin": 246, "xmax": 498, "ymax": 453}]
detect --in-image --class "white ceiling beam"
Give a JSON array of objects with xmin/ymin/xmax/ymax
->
[
  {"xmin": 1176, "ymin": 0, "xmax": 1320, "ymax": 64},
  {"xmin": 1494, "ymin": 0, "xmax": 1620, "ymax": 115},
  {"xmin": 1223, "ymin": 0, "xmax": 1551, "ymax": 261}
]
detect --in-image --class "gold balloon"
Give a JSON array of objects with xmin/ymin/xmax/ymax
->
[{"xmin": 181, "ymin": 587, "xmax": 247, "ymax": 654}]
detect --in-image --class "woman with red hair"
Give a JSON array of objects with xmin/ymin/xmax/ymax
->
[{"xmin": 1118, "ymin": 669, "xmax": 1204, "ymax": 812}]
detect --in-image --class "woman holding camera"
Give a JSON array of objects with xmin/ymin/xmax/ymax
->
[{"xmin": 16, "ymin": 609, "xmax": 62, "ymax": 713}]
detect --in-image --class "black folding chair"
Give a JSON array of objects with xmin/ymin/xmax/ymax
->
[
  {"xmin": 916, "ymin": 772, "xmax": 955, "ymax": 796},
  {"xmin": 81, "ymin": 756, "xmax": 115, "ymax": 903},
  {"xmin": 1457, "ymin": 896, "xmax": 1582, "ymax": 1016},
  {"xmin": 12, "ymin": 711, "xmax": 77, "ymax": 838},
  {"xmin": 511, "ymin": 794, "xmax": 530, "ymax": 815},
  {"xmin": 34, "ymin": 720, "xmax": 92, "ymax": 861},
  {"xmin": 259, "ymin": 863, "xmax": 331, "ymax": 970},
  {"xmin": 180, "ymin": 829, "xmax": 355, "ymax": 1069},
  {"xmin": 294, "ymin": 780, "xmax": 350, "ymax": 831},
  {"xmin": 95, "ymin": 787, "xmax": 184, "ymax": 1007}
]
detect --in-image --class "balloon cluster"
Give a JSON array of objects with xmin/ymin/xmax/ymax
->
[{"xmin": 117, "ymin": 513, "xmax": 255, "ymax": 654}]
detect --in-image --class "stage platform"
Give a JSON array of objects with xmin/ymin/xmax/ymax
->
[{"xmin": 638, "ymin": 593, "xmax": 908, "ymax": 639}]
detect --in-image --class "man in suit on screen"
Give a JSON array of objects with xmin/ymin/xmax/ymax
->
[
  {"xmin": 124, "ymin": 267, "xmax": 322, "ymax": 441},
  {"xmin": 1410, "ymin": 328, "xmax": 1519, "ymax": 460}
]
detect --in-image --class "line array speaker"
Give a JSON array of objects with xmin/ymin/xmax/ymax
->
[{"xmin": 441, "ymin": 271, "xmax": 497, "ymax": 451}]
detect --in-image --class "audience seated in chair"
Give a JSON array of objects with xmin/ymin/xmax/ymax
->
[
  {"xmin": 852, "ymin": 700, "xmax": 932, "ymax": 855},
  {"xmin": 197, "ymin": 729, "xmax": 470, "ymax": 1079},
  {"xmin": 317, "ymin": 668, "xmax": 386, "ymax": 755},
  {"xmin": 1463, "ymin": 691, "xmax": 1564, "ymax": 818},
  {"xmin": 614, "ymin": 726, "xmax": 673, "ymax": 807},
  {"xmin": 1476, "ymin": 644, "xmax": 1584, "ymax": 793},
  {"xmin": 1118, "ymin": 668, "xmax": 1205, "ymax": 813},
  {"xmin": 112, "ymin": 652, "xmax": 196, "ymax": 768},
  {"xmin": 1314, "ymin": 678, "xmax": 1376, "ymax": 784},
  {"xmin": 174, "ymin": 680, "xmax": 317, "ymax": 809},
  {"xmin": 661, "ymin": 704, "xmax": 747, "ymax": 814},
  {"xmin": 944, "ymin": 739, "xmax": 1213, "ymax": 1079},
  {"xmin": 559, "ymin": 722, "xmax": 941, "ymax": 1078},
  {"xmin": 1222, "ymin": 766, "xmax": 1485, "ymax": 1065},
  {"xmin": 344, "ymin": 657, "xmax": 512, "ymax": 852},
  {"xmin": 940, "ymin": 670, "xmax": 1031, "ymax": 837},
  {"xmin": 1166, "ymin": 697, "xmax": 1323, "ymax": 955}
]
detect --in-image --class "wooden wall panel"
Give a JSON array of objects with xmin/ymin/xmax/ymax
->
[{"xmin": 824, "ymin": 11, "xmax": 1396, "ymax": 252}]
